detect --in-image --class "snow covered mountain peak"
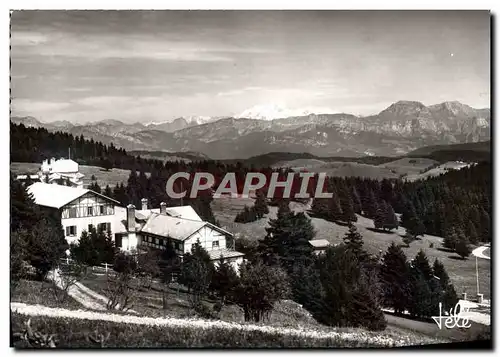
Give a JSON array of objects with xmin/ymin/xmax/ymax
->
[{"xmin": 236, "ymin": 103, "xmax": 336, "ymax": 120}]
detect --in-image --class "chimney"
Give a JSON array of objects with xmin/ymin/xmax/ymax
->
[
  {"xmin": 141, "ymin": 198, "xmax": 148, "ymax": 211},
  {"xmin": 127, "ymin": 204, "xmax": 136, "ymax": 232},
  {"xmin": 160, "ymin": 202, "xmax": 167, "ymax": 215}
]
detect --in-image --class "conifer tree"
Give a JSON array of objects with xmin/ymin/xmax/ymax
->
[
  {"xmin": 253, "ymin": 190, "xmax": 269, "ymax": 218},
  {"xmin": 362, "ymin": 189, "xmax": 378, "ymax": 219},
  {"xmin": 338, "ymin": 182, "xmax": 357, "ymax": 223},
  {"xmin": 310, "ymin": 198, "xmax": 329, "ymax": 219},
  {"xmin": 380, "ymin": 242, "xmax": 411, "ymax": 314},
  {"xmin": 179, "ymin": 240, "xmax": 214, "ymax": 304},
  {"xmin": 432, "ymin": 259, "xmax": 450, "ymax": 288},
  {"xmin": 317, "ymin": 245, "xmax": 386, "ymax": 330},
  {"xmin": 408, "ymin": 267, "xmax": 433, "ymax": 318},
  {"xmin": 374, "ymin": 200, "xmax": 387, "ymax": 230},
  {"xmin": 455, "ymin": 232, "xmax": 471, "ymax": 260},
  {"xmin": 104, "ymin": 184, "xmax": 113, "ymax": 198},
  {"xmin": 211, "ymin": 256, "xmax": 240, "ymax": 307},
  {"xmin": 412, "ymin": 250, "xmax": 434, "ymax": 282},
  {"xmin": 443, "ymin": 226, "xmax": 458, "ymax": 250},
  {"xmin": 329, "ymin": 190, "xmax": 344, "ymax": 222},
  {"xmin": 343, "ymin": 223, "xmax": 368, "ymax": 262},
  {"xmin": 479, "ymin": 208, "xmax": 491, "ymax": 242}
]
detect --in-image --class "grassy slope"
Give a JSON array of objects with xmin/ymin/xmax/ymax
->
[
  {"xmin": 11, "ymin": 279, "xmax": 83, "ymax": 310},
  {"xmin": 404, "ymin": 161, "xmax": 474, "ymax": 182},
  {"xmin": 10, "ymin": 162, "xmax": 140, "ymax": 188},
  {"xmin": 10, "ymin": 312, "xmax": 445, "ymax": 348},
  {"xmin": 212, "ymin": 198, "xmax": 491, "ymax": 300}
]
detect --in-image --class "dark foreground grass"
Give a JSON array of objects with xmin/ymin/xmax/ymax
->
[
  {"xmin": 11, "ymin": 313, "xmax": 388, "ymax": 348},
  {"xmin": 11, "ymin": 279, "xmax": 82, "ymax": 310}
]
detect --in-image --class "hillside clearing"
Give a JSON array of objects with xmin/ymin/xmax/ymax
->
[
  {"xmin": 10, "ymin": 162, "xmax": 149, "ymax": 188},
  {"xmin": 212, "ymin": 198, "xmax": 491, "ymax": 300},
  {"xmin": 404, "ymin": 161, "xmax": 474, "ymax": 182}
]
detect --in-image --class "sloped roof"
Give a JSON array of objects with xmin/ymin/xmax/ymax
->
[
  {"xmin": 27, "ymin": 182, "xmax": 120, "ymax": 209},
  {"xmin": 165, "ymin": 206, "xmax": 202, "ymax": 221},
  {"xmin": 207, "ymin": 249, "xmax": 245, "ymax": 261},
  {"xmin": 140, "ymin": 213, "xmax": 206, "ymax": 241},
  {"xmin": 309, "ymin": 239, "xmax": 330, "ymax": 248}
]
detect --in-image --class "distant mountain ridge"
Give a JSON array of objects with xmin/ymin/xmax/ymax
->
[{"xmin": 11, "ymin": 100, "xmax": 490, "ymax": 159}]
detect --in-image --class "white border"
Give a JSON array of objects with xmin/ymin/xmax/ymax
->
[{"xmin": 1, "ymin": 2, "xmax": 497, "ymax": 356}]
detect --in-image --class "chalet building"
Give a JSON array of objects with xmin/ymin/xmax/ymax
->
[
  {"xmin": 114, "ymin": 199, "xmax": 245, "ymax": 270},
  {"xmin": 308, "ymin": 239, "xmax": 330, "ymax": 255},
  {"xmin": 27, "ymin": 182, "xmax": 121, "ymax": 245},
  {"xmin": 26, "ymin": 183, "xmax": 245, "ymax": 270},
  {"xmin": 17, "ymin": 158, "xmax": 84, "ymax": 188}
]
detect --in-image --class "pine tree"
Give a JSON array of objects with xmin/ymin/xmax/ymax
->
[
  {"xmin": 329, "ymin": 190, "xmax": 344, "ymax": 222},
  {"xmin": 443, "ymin": 226, "xmax": 458, "ymax": 250},
  {"xmin": 432, "ymin": 259, "xmax": 450, "ymax": 288},
  {"xmin": 338, "ymin": 182, "xmax": 357, "ymax": 223},
  {"xmin": 380, "ymin": 242, "xmax": 411, "ymax": 314},
  {"xmin": 351, "ymin": 186, "xmax": 362, "ymax": 214},
  {"xmin": 310, "ymin": 198, "xmax": 329, "ymax": 219},
  {"xmin": 317, "ymin": 245, "xmax": 386, "ymax": 330},
  {"xmin": 408, "ymin": 267, "xmax": 433, "ymax": 318},
  {"xmin": 179, "ymin": 240, "xmax": 214, "ymax": 304},
  {"xmin": 466, "ymin": 221, "xmax": 479, "ymax": 245},
  {"xmin": 253, "ymin": 190, "xmax": 269, "ymax": 218},
  {"xmin": 362, "ymin": 189, "xmax": 378, "ymax": 219},
  {"xmin": 412, "ymin": 250, "xmax": 434, "ymax": 282},
  {"xmin": 259, "ymin": 202, "xmax": 293, "ymax": 266},
  {"xmin": 210, "ymin": 256, "xmax": 240, "ymax": 307},
  {"xmin": 235, "ymin": 261, "xmax": 290, "ymax": 322},
  {"xmin": 11, "ymin": 176, "xmax": 40, "ymax": 232},
  {"xmin": 443, "ymin": 283, "xmax": 459, "ymax": 312},
  {"xmin": 374, "ymin": 200, "xmax": 387, "ymax": 230},
  {"xmin": 343, "ymin": 223, "xmax": 368, "ymax": 262},
  {"xmin": 384, "ymin": 203, "xmax": 399, "ymax": 231},
  {"xmin": 404, "ymin": 206, "xmax": 426, "ymax": 238},
  {"xmin": 26, "ymin": 218, "xmax": 68, "ymax": 280},
  {"xmin": 280, "ymin": 212, "xmax": 315, "ymax": 273},
  {"xmin": 104, "ymin": 184, "xmax": 113, "ymax": 198},
  {"xmin": 455, "ymin": 232, "xmax": 471, "ymax": 260},
  {"xmin": 479, "ymin": 208, "xmax": 491, "ymax": 242}
]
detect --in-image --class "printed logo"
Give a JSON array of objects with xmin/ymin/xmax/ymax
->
[{"xmin": 431, "ymin": 302, "xmax": 472, "ymax": 330}]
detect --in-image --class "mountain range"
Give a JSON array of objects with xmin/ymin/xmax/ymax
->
[{"xmin": 11, "ymin": 100, "xmax": 490, "ymax": 160}]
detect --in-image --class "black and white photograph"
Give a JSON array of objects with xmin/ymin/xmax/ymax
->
[{"xmin": 8, "ymin": 9, "xmax": 492, "ymax": 349}]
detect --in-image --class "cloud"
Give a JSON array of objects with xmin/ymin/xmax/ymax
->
[
  {"xmin": 10, "ymin": 29, "xmax": 275, "ymax": 63},
  {"xmin": 11, "ymin": 99, "xmax": 72, "ymax": 113}
]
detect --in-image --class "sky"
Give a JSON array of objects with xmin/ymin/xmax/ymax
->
[{"xmin": 10, "ymin": 10, "xmax": 491, "ymax": 124}]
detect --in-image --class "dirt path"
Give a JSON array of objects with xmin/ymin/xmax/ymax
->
[
  {"xmin": 47, "ymin": 270, "xmax": 109, "ymax": 311},
  {"xmin": 10, "ymin": 302, "xmax": 444, "ymax": 347},
  {"xmin": 472, "ymin": 245, "xmax": 490, "ymax": 260}
]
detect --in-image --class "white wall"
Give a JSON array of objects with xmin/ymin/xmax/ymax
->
[
  {"xmin": 213, "ymin": 256, "xmax": 244, "ymax": 275},
  {"xmin": 61, "ymin": 195, "xmax": 122, "ymax": 245},
  {"xmin": 183, "ymin": 226, "xmax": 227, "ymax": 254}
]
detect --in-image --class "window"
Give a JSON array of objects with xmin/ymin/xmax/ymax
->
[
  {"xmin": 88, "ymin": 224, "xmax": 93, "ymax": 232},
  {"xmin": 100, "ymin": 206, "xmax": 105, "ymax": 215},
  {"xmin": 97, "ymin": 222, "xmax": 111, "ymax": 233},
  {"xmin": 87, "ymin": 206, "xmax": 94, "ymax": 216},
  {"xmin": 174, "ymin": 242, "xmax": 179, "ymax": 250},
  {"xmin": 65, "ymin": 226, "xmax": 77, "ymax": 236},
  {"xmin": 212, "ymin": 241, "xmax": 219, "ymax": 248}
]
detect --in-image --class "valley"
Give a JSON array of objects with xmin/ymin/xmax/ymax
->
[{"xmin": 11, "ymin": 100, "xmax": 490, "ymax": 160}]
